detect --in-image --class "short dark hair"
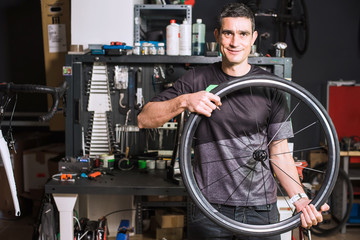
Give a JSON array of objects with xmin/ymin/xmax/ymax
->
[{"xmin": 217, "ymin": 3, "xmax": 255, "ymax": 32}]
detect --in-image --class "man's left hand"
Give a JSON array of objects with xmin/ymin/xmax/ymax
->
[{"xmin": 294, "ymin": 198, "xmax": 330, "ymax": 229}]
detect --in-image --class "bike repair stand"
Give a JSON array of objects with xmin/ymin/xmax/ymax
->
[{"xmin": 167, "ymin": 112, "xmax": 185, "ymax": 185}]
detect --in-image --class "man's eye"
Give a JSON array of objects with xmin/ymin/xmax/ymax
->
[{"xmin": 223, "ymin": 32, "xmax": 232, "ymax": 37}]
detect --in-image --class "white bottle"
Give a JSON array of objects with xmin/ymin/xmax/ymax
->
[
  {"xmin": 179, "ymin": 19, "xmax": 192, "ymax": 56},
  {"xmin": 166, "ymin": 19, "xmax": 179, "ymax": 56}
]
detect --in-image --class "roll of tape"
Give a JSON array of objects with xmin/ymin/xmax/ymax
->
[
  {"xmin": 146, "ymin": 160, "xmax": 155, "ymax": 169},
  {"xmin": 156, "ymin": 160, "xmax": 166, "ymax": 169}
]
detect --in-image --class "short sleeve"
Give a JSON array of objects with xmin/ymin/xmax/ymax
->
[{"xmin": 267, "ymin": 91, "xmax": 294, "ymax": 141}]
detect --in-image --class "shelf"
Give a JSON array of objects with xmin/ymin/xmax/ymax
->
[{"xmin": 66, "ymin": 54, "xmax": 222, "ymax": 64}]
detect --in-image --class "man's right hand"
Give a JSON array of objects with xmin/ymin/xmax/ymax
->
[{"xmin": 186, "ymin": 91, "xmax": 222, "ymax": 117}]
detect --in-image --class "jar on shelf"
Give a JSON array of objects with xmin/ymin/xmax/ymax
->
[
  {"xmin": 157, "ymin": 42, "xmax": 165, "ymax": 55},
  {"xmin": 133, "ymin": 42, "xmax": 141, "ymax": 55},
  {"xmin": 149, "ymin": 44, "xmax": 157, "ymax": 55},
  {"xmin": 141, "ymin": 44, "xmax": 149, "ymax": 55}
]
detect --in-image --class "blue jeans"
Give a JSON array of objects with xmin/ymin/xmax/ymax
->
[{"xmin": 188, "ymin": 202, "xmax": 281, "ymax": 240}]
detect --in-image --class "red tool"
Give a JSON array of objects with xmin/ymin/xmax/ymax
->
[
  {"xmin": 88, "ymin": 171, "xmax": 101, "ymax": 179},
  {"xmin": 60, "ymin": 174, "xmax": 73, "ymax": 181}
]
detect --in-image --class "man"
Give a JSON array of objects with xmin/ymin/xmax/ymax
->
[{"xmin": 138, "ymin": 3, "xmax": 328, "ymax": 239}]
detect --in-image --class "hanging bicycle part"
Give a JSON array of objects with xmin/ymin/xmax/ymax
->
[
  {"xmin": 255, "ymin": 0, "xmax": 309, "ymax": 55},
  {"xmin": 0, "ymin": 81, "xmax": 67, "ymax": 216},
  {"xmin": 179, "ymin": 75, "xmax": 339, "ymax": 236},
  {"xmin": 115, "ymin": 109, "xmax": 139, "ymax": 170}
]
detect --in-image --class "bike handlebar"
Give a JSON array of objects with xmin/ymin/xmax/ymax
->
[{"xmin": 0, "ymin": 81, "xmax": 68, "ymax": 122}]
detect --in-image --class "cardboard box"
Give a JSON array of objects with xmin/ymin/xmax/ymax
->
[
  {"xmin": 40, "ymin": 0, "xmax": 71, "ymax": 131},
  {"xmin": 156, "ymin": 227, "xmax": 183, "ymax": 240},
  {"xmin": 23, "ymin": 143, "xmax": 64, "ymax": 192},
  {"xmin": 309, "ymin": 150, "xmax": 328, "ymax": 168},
  {"xmin": 155, "ymin": 210, "xmax": 184, "ymax": 229}
]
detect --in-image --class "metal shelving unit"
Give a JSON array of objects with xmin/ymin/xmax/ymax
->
[{"xmin": 134, "ymin": 4, "xmax": 192, "ymax": 43}]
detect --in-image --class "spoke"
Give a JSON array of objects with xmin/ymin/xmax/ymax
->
[
  {"xmin": 216, "ymin": 142, "xmax": 252, "ymax": 153},
  {"xmin": 267, "ymin": 101, "xmax": 301, "ymax": 147},
  {"xmin": 260, "ymin": 164, "xmax": 271, "ymax": 223},
  {"xmin": 293, "ymin": 121, "xmax": 319, "ymax": 136},
  {"xmin": 268, "ymin": 158, "xmax": 325, "ymax": 174},
  {"xmin": 271, "ymin": 120, "xmax": 319, "ymax": 147},
  {"xmin": 269, "ymin": 146, "xmax": 323, "ymax": 157},
  {"xmin": 244, "ymin": 162, "xmax": 256, "ymax": 206},
  {"xmin": 272, "ymin": 173, "xmax": 294, "ymax": 211},
  {"xmin": 199, "ymin": 157, "xmax": 254, "ymax": 191},
  {"xmin": 249, "ymin": 86, "xmax": 263, "ymax": 145},
  {"xmin": 224, "ymin": 95, "xmax": 255, "ymax": 152},
  {"xmin": 270, "ymin": 161, "xmax": 303, "ymax": 188},
  {"xmin": 206, "ymin": 116, "xmax": 254, "ymax": 152},
  {"xmin": 256, "ymin": 117, "xmax": 271, "ymax": 152},
  {"xmin": 222, "ymin": 162, "xmax": 259, "ymax": 205},
  {"xmin": 200, "ymin": 154, "xmax": 253, "ymax": 165}
]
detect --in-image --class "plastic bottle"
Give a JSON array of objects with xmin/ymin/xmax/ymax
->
[
  {"xmin": 179, "ymin": 19, "xmax": 192, "ymax": 56},
  {"xmin": 192, "ymin": 18, "xmax": 206, "ymax": 55},
  {"xmin": 166, "ymin": 19, "xmax": 179, "ymax": 56}
]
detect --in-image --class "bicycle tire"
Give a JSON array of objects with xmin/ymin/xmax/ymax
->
[
  {"xmin": 289, "ymin": 0, "xmax": 309, "ymax": 55},
  {"xmin": 179, "ymin": 74, "xmax": 339, "ymax": 237}
]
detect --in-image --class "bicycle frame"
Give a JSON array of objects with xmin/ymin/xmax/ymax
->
[
  {"xmin": 0, "ymin": 81, "xmax": 67, "ymax": 216},
  {"xmin": 0, "ymin": 131, "xmax": 20, "ymax": 216}
]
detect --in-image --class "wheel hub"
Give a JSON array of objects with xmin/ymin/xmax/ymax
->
[{"xmin": 253, "ymin": 149, "xmax": 268, "ymax": 162}]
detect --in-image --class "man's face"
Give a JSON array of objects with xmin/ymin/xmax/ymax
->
[{"xmin": 215, "ymin": 17, "xmax": 257, "ymax": 67}]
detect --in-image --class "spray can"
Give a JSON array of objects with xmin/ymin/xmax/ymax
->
[
  {"xmin": 179, "ymin": 19, "xmax": 191, "ymax": 56},
  {"xmin": 192, "ymin": 18, "xmax": 206, "ymax": 55},
  {"xmin": 166, "ymin": 19, "xmax": 179, "ymax": 56}
]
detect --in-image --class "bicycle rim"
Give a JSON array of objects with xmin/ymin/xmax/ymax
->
[{"xmin": 179, "ymin": 74, "xmax": 339, "ymax": 237}]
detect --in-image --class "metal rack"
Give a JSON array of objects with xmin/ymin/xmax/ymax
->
[
  {"xmin": 134, "ymin": 4, "xmax": 192, "ymax": 43},
  {"xmin": 64, "ymin": 54, "xmax": 292, "ymax": 158}
]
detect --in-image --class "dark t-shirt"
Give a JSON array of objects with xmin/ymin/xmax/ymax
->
[{"xmin": 151, "ymin": 62, "xmax": 293, "ymax": 206}]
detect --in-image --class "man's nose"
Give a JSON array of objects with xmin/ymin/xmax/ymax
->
[{"xmin": 230, "ymin": 35, "xmax": 240, "ymax": 47}]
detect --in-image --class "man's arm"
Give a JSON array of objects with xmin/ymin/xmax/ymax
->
[
  {"xmin": 137, "ymin": 91, "xmax": 221, "ymax": 129},
  {"xmin": 269, "ymin": 139, "xmax": 329, "ymax": 228}
]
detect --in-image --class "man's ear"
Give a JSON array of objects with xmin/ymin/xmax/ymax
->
[
  {"xmin": 252, "ymin": 30, "xmax": 258, "ymax": 45},
  {"xmin": 214, "ymin": 28, "xmax": 220, "ymax": 43}
]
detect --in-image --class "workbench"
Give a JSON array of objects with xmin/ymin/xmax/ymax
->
[{"xmin": 45, "ymin": 169, "xmax": 187, "ymax": 240}]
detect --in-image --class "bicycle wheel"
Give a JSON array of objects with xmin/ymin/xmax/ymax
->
[
  {"xmin": 289, "ymin": 0, "xmax": 309, "ymax": 55},
  {"xmin": 179, "ymin": 74, "xmax": 339, "ymax": 237}
]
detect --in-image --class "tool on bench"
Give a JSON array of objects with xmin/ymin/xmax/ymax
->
[
  {"xmin": 88, "ymin": 171, "xmax": 101, "ymax": 179},
  {"xmin": 52, "ymin": 173, "xmax": 77, "ymax": 182}
]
